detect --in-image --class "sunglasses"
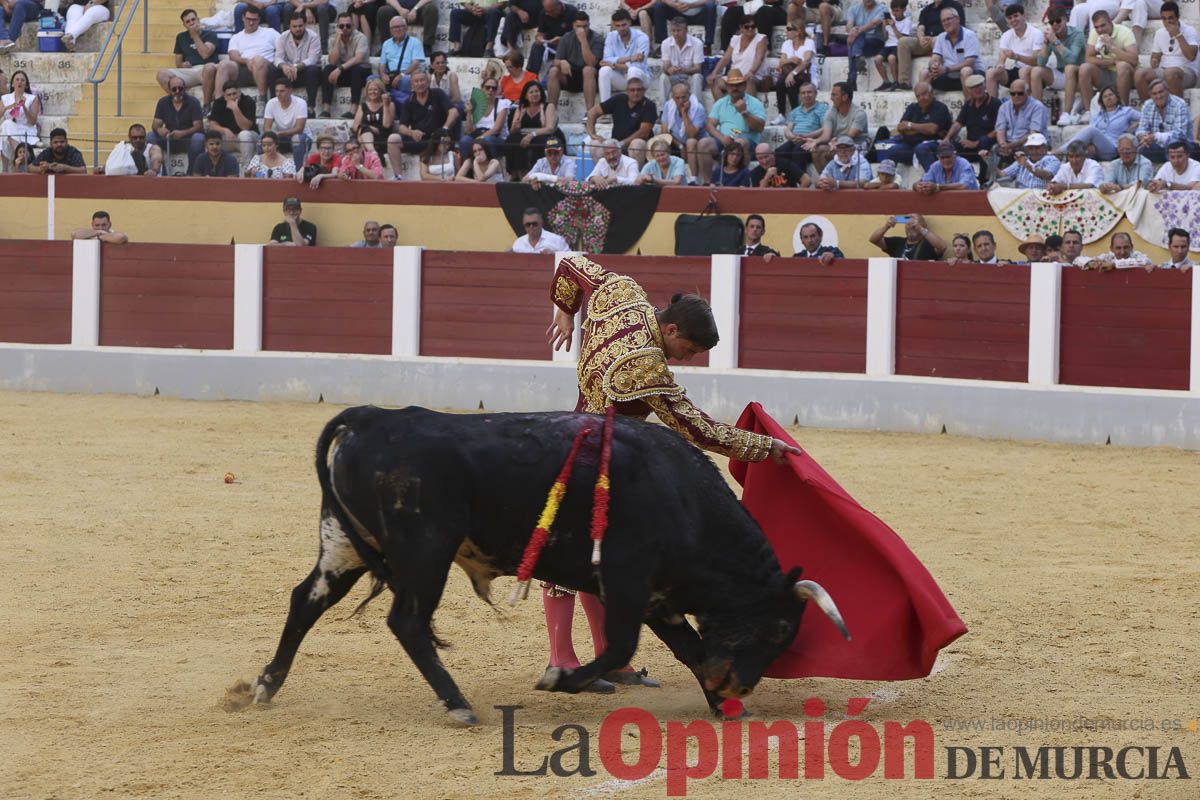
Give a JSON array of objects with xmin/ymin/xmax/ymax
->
[
  {"xmin": 170, "ymin": 86, "xmax": 185, "ymax": 93},
  {"xmin": 337, "ymin": 23, "xmax": 352, "ymax": 29},
  {"xmin": 483, "ymin": 84, "xmax": 497, "ymax": 90},
  {"xmin": 524, "ymin": 221, "xmax": 541, "ymax": 228},
  {"xmin": 129, "ymin": 134, "xmax": 145, "ymax": 140},
  {"xmin": 742, "ymin": 22, "xmax": 756, "ymax": 28}
]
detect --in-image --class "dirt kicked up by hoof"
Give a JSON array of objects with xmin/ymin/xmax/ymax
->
[{"xmin": 220, "ymin": 680, "xmax": 257, "ymax": 712}]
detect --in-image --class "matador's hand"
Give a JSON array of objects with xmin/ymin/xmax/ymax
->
[
  {"xmin": 546, "ymin": 307, "xmax": 574, "ymax": 351},
  {"xmin": 769, "ymin": 438, "xmax": 802, "ymax": 464}
]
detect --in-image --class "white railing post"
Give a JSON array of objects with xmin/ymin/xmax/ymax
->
[
  {"xmin": 708, "ymin": 254, "xmax": 741, "ymax": 369},
  {"xmin": 392, "ymin": 245, "xmax": 423, "ymax": 357},
  {"xmin": 1191, "ymin": 268, "xmax": 1200, "ymax": 392},
  {"xmin": 233, "ymin": 244, "xmax": 264, "ymax": 352},
  {"xmin": 71, "ymin": 238, "xmax": 101, "ymax": 346},
  {"xmin": 865, "ymin": 257, "xmax": 898, "ymax": 377},
  {"xmin": 552, "ymin": 250, "xmax": 581, "ymax": 363},
  {"xmin": 1028, "ymin": 261, "xmax": 1063, "ymax": 386}
]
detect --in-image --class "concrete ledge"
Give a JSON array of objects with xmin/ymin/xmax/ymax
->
[{"xmin": 1, "ymin": 344, "xmax": 1197, "ymax": 450}]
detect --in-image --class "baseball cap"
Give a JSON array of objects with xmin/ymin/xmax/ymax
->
[
  {"xmin": 543, "ymin": 137, "xmax": 563, "ymax": 150},
  {"xmin": 877, "ymin": 159, "xmax": 897, "ymax": 175},
  {"xmin": 1025, "ymin": 132, "xmax": 1048, "ymax": 147},
  {"xmin": 835, "ymin": 135, "xmax": 855, "ymax": 147},
  {"xmin": 936, "ymin": 141, "xmax": 956, "ymax": 157},
  {"xmin": 964, "ymin": 74, "xmax": 985, "ymax": 89},
  {"xmin": 283, "ymin": 196, "xmax": 302, "ymax": 208}
]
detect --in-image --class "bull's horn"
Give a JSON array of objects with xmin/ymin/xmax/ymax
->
[{"xmin": 794, "ymin": 580, "xmax": 852, "ymax": 641}]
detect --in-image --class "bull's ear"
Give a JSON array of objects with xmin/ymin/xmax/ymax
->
[{"xmin": 784, "ymin": 566, "xmax": 804, "ymax": 583}]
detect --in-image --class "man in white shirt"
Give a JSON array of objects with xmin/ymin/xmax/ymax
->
[
  {"xmin": 986, "ymin": 3, "xmax": 1045, "ymax": 96},
  {"xmin": 512, "ymin": 208, "xmax": 571, "ymax": 253},
  {"xmin": 1133, "ymin": 1, "xmax": 1197, "ymax": 98},
  {"xmin": 215, "ymin": 5, "xmax": 278, "ymax": 102},
  {"xmin": 263, "ymin": 78, "xmax": 310, "ymax": 169},
  {"xmin": 1159, "ymin": 227, "xmax": 1193, "ymax": 270},
  {"xmin": 1078, "ymin": 231, "xmax": 1153, "ymax": 269},
  {"xmin": 1048, "ymin": 140, "xmax": 1104, "ymax": 192},
  {"xmin": 588, "ymin": 137, "xmax": 639, "ymax": 186},
  {"xmin": 524, "ymin": 137, "xmax": 577, "ymax": 188},
  {"xmin": 1147, "ymin": 139, "xmax": 1200, "ymax": 191},
  {"xmin": 659, "ymin": 16, "xmax": 704, "ymax": 102}
]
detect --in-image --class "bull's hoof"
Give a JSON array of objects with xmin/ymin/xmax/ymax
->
[
  {"xmin": 447, "ymin": 708, "xmax": 480, "ymax": 727},
  {"xmin": 252, "ymin": 677, "xmax": 274, "ymax": 705},
  {"xmin": 581, "ymin": 678, "xmax": 616, "ymax": 694},
  {"xmin": 535, "ymin": 666, "xmax": 564, "ymax": 691},
  {"xmin": 604, "ymin": 668, "xmax": 661, "ymax": 688}
]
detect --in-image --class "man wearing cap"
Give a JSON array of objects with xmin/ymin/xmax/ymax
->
[
  {"xmin": 816, "ymin": 135, "xmax": 873, "ymax": 190},
  {"xmin": 524, "ymin": 137, "xmax": 577, "ymax": 186},
  {"xmin": 869, "ymin": 213, "xmax": 946, "ymax": 259},
  {"xmin": 699, "ymin": 67, "xmax": 766, "ymax": 166},
  {"xmin": 586, "ymin": 74, "xmax": 656, "ymax": 166},
  {"xmin": 793, "ymin": 222, "xmax": 844, "ymax": 263},
  {"xmin": 512, "ymin": 207, "xmax": 571, "ymax": 253},
  {"xmin": 920, "ymin": 5, "xmax": 982, "ymax": 91},
  {"xmin": 750, "ymin": 141, "xmax": 804, "ymax": 187},
  {"xmin": 268, "ymin": 197, "xmax": 317, "ymax": 246},
  {"xmin": 1146, "ymin": 139, "xmax": 1200, "ymax": 191},
  {"xmin": 941, "ymin": 73, "xmax": 1001, "ymax": 176},
  {"xmin": 1016, "ymin": 235, "xmax": 1048, "ymax": 262},
  {"xmin": 914, "ymin": 140, "xmax": 980, "ymax": 192},
  {"xmin": 867, "ymin": 158, "xmax": 903, "ymax": 188},
  {"xmin": 1047, "ymin": 140, "xmax": 1103, "ymax": 193},
  {"xmin": 994, "ymin": 78, "xmax": 1050, "ymax": 162},
  {"xmin": 878, "ymin": 81, "xmax": 952, "ymax": 169},
  {"xmin": 996, "ymin": 131, "xmax": 1058, "ymax": 188}
]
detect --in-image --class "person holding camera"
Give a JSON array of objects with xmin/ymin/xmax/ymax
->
[{"xmin": 868, "ymin": 213, "xmax": 946, "ymax": 259}]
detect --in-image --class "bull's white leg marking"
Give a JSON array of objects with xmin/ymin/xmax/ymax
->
[{"xmin": 310, "ymin": 515, "xmax": 365, "ymax": 602}]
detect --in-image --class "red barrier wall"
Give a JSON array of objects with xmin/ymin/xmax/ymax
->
[
  {"xmin": 895, "ymin": 263, "xmax": 1030, "ymax": 382},
  {"xmin": 1060, "ymin": 269, "xmax": 1192, "ymax": 390},
  {"xmin": 99, "ymin": 243, "xmax": 234, "ymax": 349},
  {"xmin": 738, "ymin": 258, "xmax": 868, "ymax": 373},
  {"xmin": 0, "ymin": 239, "xmax": 72, "ymax": 344},
  {"xmin": 589, "ymin": 254, "xmax": 712, "ymax": 366},
  {"xmin": 262, "ymin": 247, "xmax": 392, "ymax": 354},
  {"xmin": 420, "ymin": 250, "xmax": 554, "ymax": 359}
]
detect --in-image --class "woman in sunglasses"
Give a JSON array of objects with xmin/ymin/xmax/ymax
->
[
  {"xmin": 419, "ymin": 127, "xmax": 459, "ymax": 181},
  {"xmin": 352, "ymin": 77, "xmax": 395, "ymax": 166},
  {"xmin": 708, "ymin": 17, "xmax": 768, "ymax": 99},
  {"xmin": 459, "ymin": 76, "xmax": 511, "ymax": 161}
]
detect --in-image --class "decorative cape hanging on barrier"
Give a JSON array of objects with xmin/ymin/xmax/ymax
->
[
  {"xmin": 987, "ymin": 186, "xmax": 1139, "ymax": 244},
  {"xmin": 729, "ymin": 403, "xmax": 967, "ymax": 681},
  {"xmin": 496, "ymin": 182, "xmax": 661, "ymax": 254},
  {"xmin": 987, "ymin": 185, "xmax": 1200, "ymax": 251}
]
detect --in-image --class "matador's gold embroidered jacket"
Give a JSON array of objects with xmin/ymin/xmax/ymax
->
[{"xmin": 551, "ymin": 254, "xmax": 772, "ymax": 462}]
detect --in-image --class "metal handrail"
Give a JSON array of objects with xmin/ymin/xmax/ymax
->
[{"xmin": 87, "ymin": 0, "xmax": 149, "ymax": 167}]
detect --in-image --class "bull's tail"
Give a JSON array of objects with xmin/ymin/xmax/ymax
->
[{"xmin": 315, "ymin": 406, "xmax": 391, "ymax": 616}]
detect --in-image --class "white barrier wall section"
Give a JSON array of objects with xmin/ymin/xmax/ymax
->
[{"xmin": 3, "ymin": 250, "xmax": 1199, "ymax": 450}]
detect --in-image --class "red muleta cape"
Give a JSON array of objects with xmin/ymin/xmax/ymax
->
[{"xmin": 728, "ymin": 403, "xmax": 967, "ymax": 681}]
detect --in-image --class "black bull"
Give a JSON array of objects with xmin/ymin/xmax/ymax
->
[{"xmin": 249, "ymin": 406, "xmax": 849, "ymax": 725}]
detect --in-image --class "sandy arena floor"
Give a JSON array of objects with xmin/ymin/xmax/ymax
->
[{"xmin": 1, "ymin": 391, "xmax": 1197, "ymax": 800}]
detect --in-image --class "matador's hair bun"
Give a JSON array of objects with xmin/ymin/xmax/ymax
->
[{"xmin": 660, "ymin": 293, "xmax": 718, "ymax": 350}]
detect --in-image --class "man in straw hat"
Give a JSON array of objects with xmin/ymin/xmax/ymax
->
[{"xmin": 698, "ymin": 68, "xmax": 766, "ymax": 167}]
